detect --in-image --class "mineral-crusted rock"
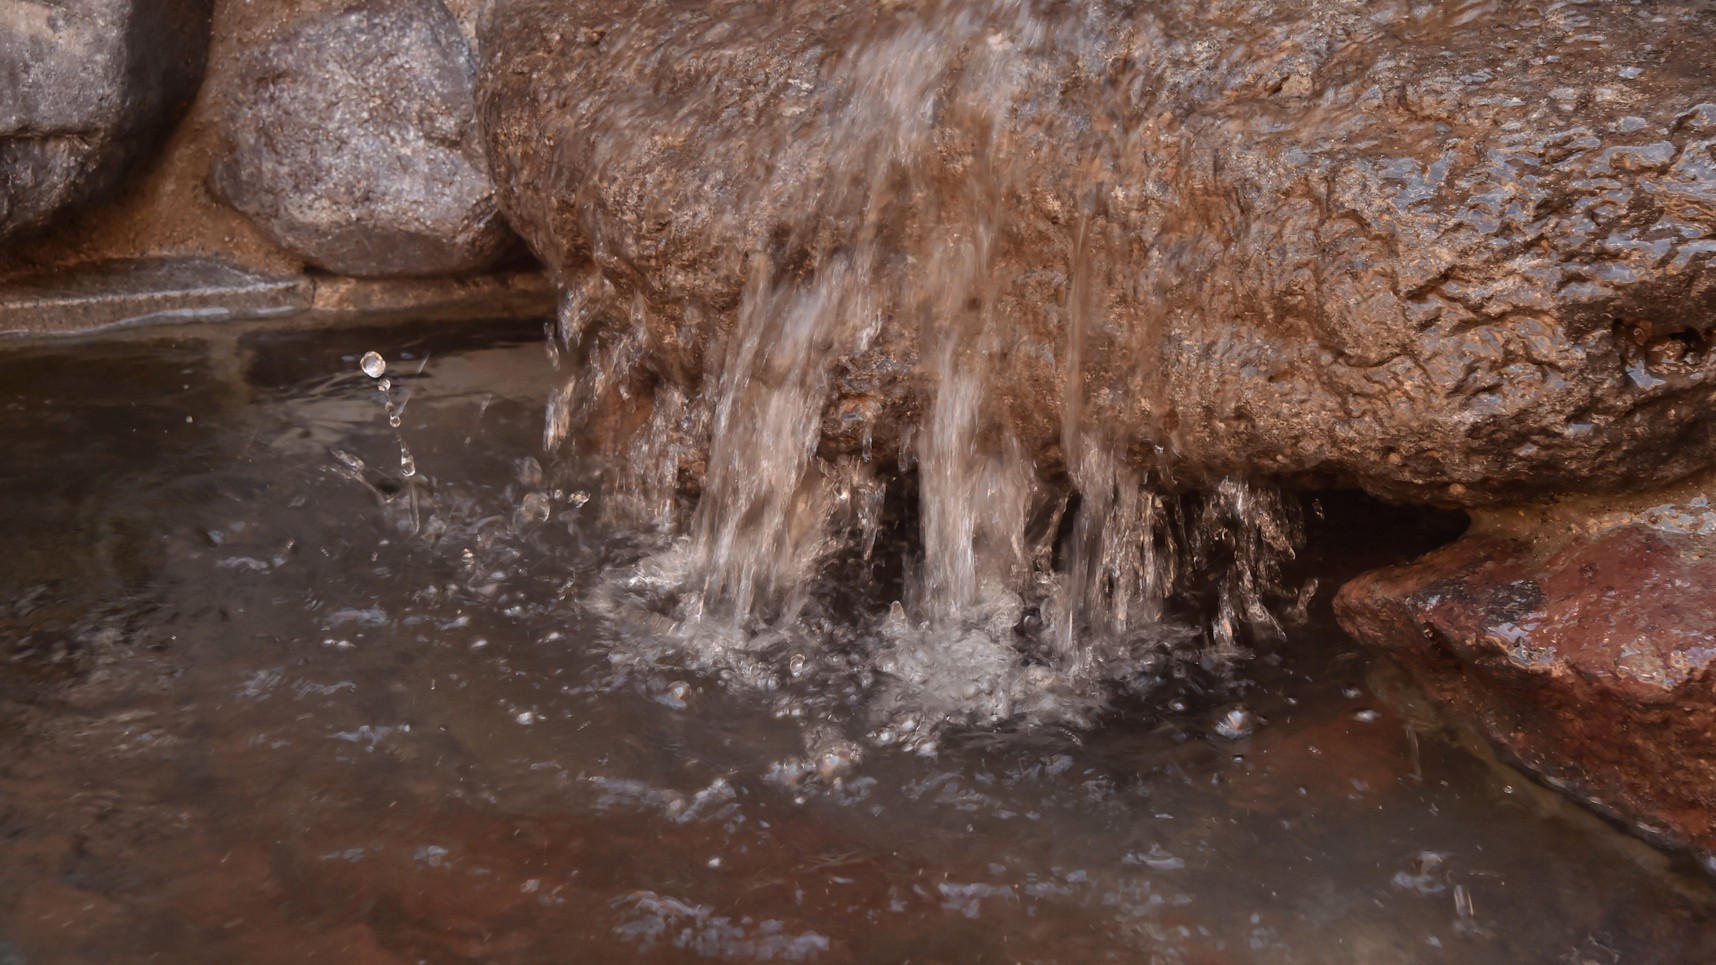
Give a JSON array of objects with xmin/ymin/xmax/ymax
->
[
  {"xmin": 479, "ymin": 0, "xmax": 1716, "ymax": 505},
  {"xmin": 214, "ymin": 0, "xmax": 513, "ymax": 278},
  {"xmin": 0, "ymin": 0, "xmax": 213, "ymax": 245},
  {"xmin": 1335, "ymin": 487, "xmax": 1716, "ymax": 859}
]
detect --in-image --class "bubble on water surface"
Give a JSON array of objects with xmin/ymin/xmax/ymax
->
[
  {"xmin": 519, "ymin": 492, "xmax": 552, "ymax": 522},
  {"xmin": 360, "ymin": 351, "xmax": 386, "ymax": 378}
]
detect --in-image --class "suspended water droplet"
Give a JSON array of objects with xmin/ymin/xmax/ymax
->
[
  {"xmin": 360, "ymin": 351, "xmax": 386, "ymax": 378},
  {"xmin": 788, "ymin": 653, "xmax": 808, "ymax": 677},
  {"xmin": 1353, "ymin": 708, "xmax": 1379, "ymax": 723},
  {"xmin": 399, "ymin": 445, "xmax": 417, "ymax": 477}
]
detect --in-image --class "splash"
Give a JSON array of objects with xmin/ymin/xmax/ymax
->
[{"xmin": 537, "ymin": 0, "xmax": 1307, "ymax": 742}]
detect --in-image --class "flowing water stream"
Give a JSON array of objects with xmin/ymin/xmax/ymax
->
[
  {"xmin": 2, "ymin": 317, "xmax": 1715, "ymax": 962},
  {"xmin": 533, "ymin": 0, "xmax": 1331, "ymax": 749}
]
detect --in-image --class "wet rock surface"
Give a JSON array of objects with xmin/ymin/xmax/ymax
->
[
  {"xmin": 1335, "ymin": 494, "xmax": 1716, "ymax": 859},
  {"xmin": 480, "ymin": 0, "xmax": 1716, "ymax": 505},
  {"xmin": 0, "ymin": 0, "xmax": 213, "ymax": 245},
  {"xmin": 214, "ymin": 0, "xmax": 514, "ymax": 278}
]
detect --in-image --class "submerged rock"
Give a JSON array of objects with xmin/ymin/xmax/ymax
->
[
  {"xmin": 1335, "ymin": 486, "xmax": 1716, "ymax": 860},
  {"xmin": 0, "ymin": 0, "xmax": 213, "ymax": 245},
  {"xmin": 214, "ymin": 0, "xmax": 513, "ymax": 277},
  {"xmin": 479, "ymin": 0, "xmax": 1716, "ymax": 506}
]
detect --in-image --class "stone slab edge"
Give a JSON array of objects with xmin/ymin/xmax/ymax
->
[{"xmin": 0, "ymin": 258, "xmax": 555, "ymax": 339}]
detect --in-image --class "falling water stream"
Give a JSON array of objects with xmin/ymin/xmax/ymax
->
[{"xmin": 534, "ymin": 0, "xmax": 1320, "ymax": 748}]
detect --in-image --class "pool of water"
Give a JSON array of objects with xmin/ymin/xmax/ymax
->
[{"xmin": 2, "ymin": 316, "xmax": 1713, "ymax": 963}]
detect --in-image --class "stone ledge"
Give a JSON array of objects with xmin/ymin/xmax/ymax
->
[
  {"xmin": 0, "ymin": 258, "xmax": 312, "ymax": 338},
  {"xmin": 0, "ymin": 258, "xmax": 556, "ymax": 339}
]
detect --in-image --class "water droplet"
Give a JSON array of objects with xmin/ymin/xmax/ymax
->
[
  {"xmin": 1213, "ymin": 706, "xmax": 1255, "ymax": 741},
  {"xmin": 360, "ymin": 352, "xmax": 387, "ymax": 378},
  {"xmin": 515, "ymin": 710, "xmax": 538, "ymax": 725},
  {"xmin": 399, "ymin": 445, "xmax": 417, "ymax": 477},
  {"xmin": 1341, "ymin": 686, "xmax": 1362, "ymax": 699},
  {"xmin": 1353, "ymin": 709, "xmax": 1379, "ymax": 723},
  {"xmin": 788, "ymin": 653, "xmax": 808, "ymax": 677}
]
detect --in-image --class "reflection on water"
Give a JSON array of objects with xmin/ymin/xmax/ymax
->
[{"xmin": 1, "ymin": 318, "xmax": 1714, "ymax": 963}]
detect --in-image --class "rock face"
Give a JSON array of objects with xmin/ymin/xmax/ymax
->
[
  {"xmin": 0, "ymin": 0, "xmax": 213, "ymax": 245},
  {"xmin": 1335, "ymin": 493, "xmax": 1716, "ymax": 860},
  {"xmin": 214, "ymin": 0, "xmax": 513, "ymax": 278},
  {"xmin": 479, "ymin": 0, "xmax": 1716, "ymax": 506}
]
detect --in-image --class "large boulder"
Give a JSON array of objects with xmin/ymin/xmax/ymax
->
[
  {"xmin": 0, "ymin": 0, "xmax": 213, "ymax": 245},
  {"xmin": 479, "ymin": 0, "xmax": 1716, "ymax": 506},
  {"xmin": 213, "ymin": 0, "xmax": 514, "ymax": 278},
  {"xmin": 1335, "ymin": 485, "xmax": 1716, "ymax": 861}
]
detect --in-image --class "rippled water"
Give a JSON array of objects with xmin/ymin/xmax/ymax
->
[{"xmin": 1, "ymin": 316, "xmax": 1713, "ymax": 962}]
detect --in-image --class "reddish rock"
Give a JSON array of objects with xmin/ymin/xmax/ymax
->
[{"xmin": 1335, "ymin": 509, "xmax": 1716, "ymax": 859}]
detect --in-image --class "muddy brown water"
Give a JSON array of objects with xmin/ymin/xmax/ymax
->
[{"xmin": 1, "ymin": 316, "xmax": 1713, "ymax": 963}]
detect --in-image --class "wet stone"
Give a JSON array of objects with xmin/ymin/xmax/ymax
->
[
  {"xmin": 214, "ymin": 0, "xmax": 514, "ymax": 277},
  {"xmin": 0, "ymin": 0, "xmax": 213, "ymax": 245},
  {"xmin": 1336, "ymin": 507, "xmax": 1716, "ymax": 860}
]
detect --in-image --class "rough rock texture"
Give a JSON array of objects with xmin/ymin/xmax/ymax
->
[
  {"xmin": 0, "ymin": 0, "xmax": 213, "ymax": 245},
  {"xmin": 1335, "ymin": 489, "xmax": 1716, "ymax": 859},
  {"xmin": 480, "ymin": 0, "xmax": 1716, "ymax": 506},
  {"xmin": 214, "ymin": 0, "xmax": 513, "ymax": 278}
]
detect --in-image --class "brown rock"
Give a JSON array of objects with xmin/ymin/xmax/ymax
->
[
  {"xmin": 479, "ymin": 0, "xmax": 1716, "ymax": 505},
  {"xmin": 1334, "ymin": 492, "xmax": 1716, "ymax": 859}
]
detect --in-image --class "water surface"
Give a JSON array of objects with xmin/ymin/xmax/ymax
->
[{"xmin": 1, "ymin": 317, "xmax": 1712, "ymax": 963}]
